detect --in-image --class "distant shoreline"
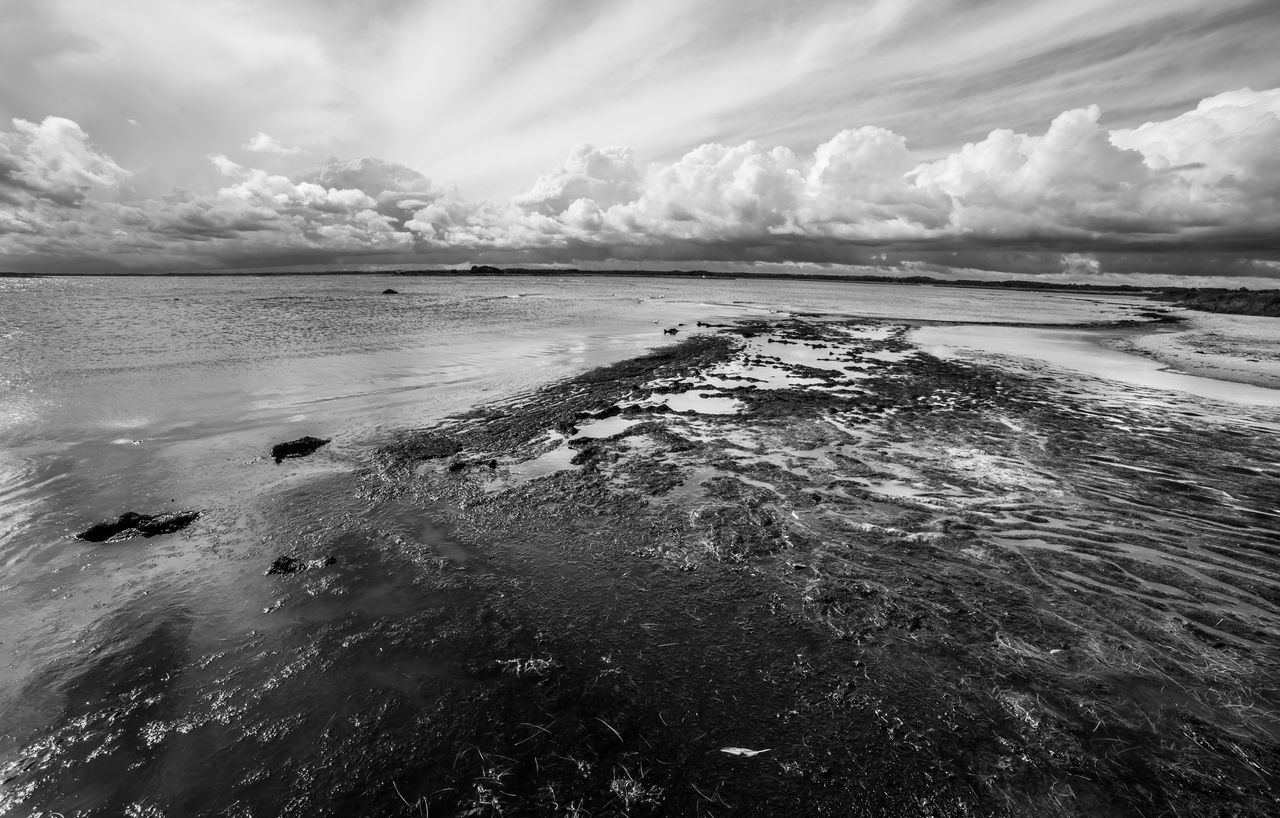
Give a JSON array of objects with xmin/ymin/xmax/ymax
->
[
  {"xmin": 0, "ymin": 266, "xmax": 1159, "ymax": 293},
  {"xmin": 6, "ymin": 266, "xmax": 1278, "ymax": 315}
]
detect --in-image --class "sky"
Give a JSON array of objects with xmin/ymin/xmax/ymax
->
[{"xmin": 2, "ymin": 0, "xmax": 1280, "ymax": 282}]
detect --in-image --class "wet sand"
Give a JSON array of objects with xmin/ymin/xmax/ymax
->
[
  {"xmin": 1108, "ymin": 310, "xmax": 1280, "ymax": 390},
  {"xmin": 912, "ymin": 322, "xmax": 1280, "ymax": 408}
]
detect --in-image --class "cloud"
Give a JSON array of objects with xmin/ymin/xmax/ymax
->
[
  {"xmin": 243, "ymin": 132, "xmax": 301, "ymax": 156},
  {"xmin": 4, "ymin": 87, "xmax": 1280, "ymax": 280},
  {"xmin": 513, "ymin": 144, "xmax": 641, "ymax": 215},
  {"xmin": 1110, "ymin": 87, "xmax": 1280, "ymax": 178},
  {"xmin": 294, "ymin": 156, "xmax": 436, "ymax": 200},
  {"xmin": 7, "ymin": 0, "xmax": 1278, "ymax": 208},
  {"xmin": 910, "ymin": 105, "xmax": 1156, "ymax": 238},
  {"xmin": 292, "ymin": 156, "xmax": 449, "ymax": 232},
  {"xmin": 0, "ymin": 116, "xmax": 128, "ymax": 208},
  {"xmin": 614, "ymin": 141, "xmax": 804, "ymax": 238},
  {"xmin": 494, "ymin": 87, "xmax": 1280, "ymax": 257}
]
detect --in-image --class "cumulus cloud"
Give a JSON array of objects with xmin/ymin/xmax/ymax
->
[
  {"xmin": 5, "ymin": 88, "xmax": 1280, "ymax": 279},
  {"xmin": 910, "ymin": 105, "xmax": 1156, "ymax": 238},
  {"xmin": 0, "ymin": 116, "xmax": 127, "ymax": 208},
  {"xmin": 612, "ymin": 142, "xmax": 804, "ymax": 238},
  {"xmin": 1111, "ymin": 87, "xmax": 1280, "ymax": 178},
  {"xmin": 291, "ymin": 156, "xmax": 450, "ymax": 231},
  {"xmin": 294, "ymin": 156, "xmax": 431, "ymax": 198},
  {"xmin": 513, "ymin": 144, "xmax": 641, "ymax": 215},
  {"xmin": 121, "ymin": 155, "xmax": 417, "ymax": 254},
  {"xmin": 493, "ymin": 86, "xmax": 1280, "ymax": 259},
  {"xmin": 243, "ymin": 132, "xmax": 301, "ymax": 156}
]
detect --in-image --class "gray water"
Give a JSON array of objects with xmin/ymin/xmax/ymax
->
[{"xmin": 0, "ymin": 275, "xmax": 1166, "ymax": 814}]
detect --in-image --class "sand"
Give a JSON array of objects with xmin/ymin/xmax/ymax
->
[{"xmin": 1110, "ymin": 309, "xmax": 1280, "ymax": 390}]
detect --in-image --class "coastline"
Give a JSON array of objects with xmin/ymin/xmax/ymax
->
[
  {"xmin": 1105, "ymin": 310, "xmax": 1280, "ymax": 390},
  {"xmin": 4, "ymin": 280, "xmax": 1278, "ymax": 815},
  {"xmin": 0, "ymin": 267, "xmax": 1177, "ymax": 297},
  {"xmin": 912, "ymin": 321, "xmax": 1280, "ymax": 408},
  {"xmin": 352, "ymin": 315, "xmax": 1279, "ymax": 815}
]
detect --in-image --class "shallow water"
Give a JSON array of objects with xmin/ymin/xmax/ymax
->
[{"xmin": 0, "ymin": 274, "xmax": 1264, "ymax": 814}]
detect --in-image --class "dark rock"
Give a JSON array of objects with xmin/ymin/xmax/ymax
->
[
  {"xmin": 266, "ymin": 556, "xmax": 300, "ymax": 575},
  {"xmin": 266, "ymin": 555, "xmax": 337, "ymax": 576},
  {"xmin": 448, "ymin": 458, "xmax": 499, "ymax": 473},
  {"xmin": 271, "ymin": 436, "xmax": 331, "ymax": 463},
  {"xmin": 590, "ymin": 404, "xmax": 623, "ymax": 420},
  {"xmin": 77, "ymin": 510, "xmax": 201, "ymax": 542},
  {"xmin": 404, "ymin": 433, "xmax": 462, "ymax": 460},
  {"xmin": 382, "ymin": 288, "xmax": 399, "ymax": 295}
]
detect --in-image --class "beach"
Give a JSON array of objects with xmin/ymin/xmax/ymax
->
[{"xmin": 1, "ymin": 276, "xmax": 1278, "ymax": 816}]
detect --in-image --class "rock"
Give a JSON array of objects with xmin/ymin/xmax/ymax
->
[
  {"xmin": 448, "ymin": 458, "xmax": 499, "ymax": 473},
  {"xmin": 590, "ymin": 404, "xmax": 622, "ymax": 420},
  {"xmin": 382, "ymin": 288, "xmax": 399, "ymax": 294},
  {"xmin": 266, "ymin": 555, "xmax": 300, "ymax": 575},
  {"xmin": 405, "ymin": 433, "xmax": 462, "ymax": 460},
  {"xmin": 77, "ymin": 510, "xmax": 201, "ymax": 542},
  {"xmin": 266, "ymin": 555, "xmax": 337, "ymax": 575},
  {"xmin": 271, "ymin": 436, "xmax": 331, "ymax": 463}
]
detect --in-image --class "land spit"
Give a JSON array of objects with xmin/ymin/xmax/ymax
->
[{"xmin": 344, "ymin": 316, "xmax": 1280, "ymax": 816}]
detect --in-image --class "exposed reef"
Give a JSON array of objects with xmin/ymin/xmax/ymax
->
[
  {"xmin": 362, "ymin": 317, "xmax": 1280, "ymax": 816},
  {"xmin": 265, "ymin": 554, "xmax": 338, "ymax": 575},
  {"xmin": 75, "ymin": 510, "xmax": 201, "ymax": 543},
  {"xmin": 272, "ymin": 435, "xmax": 331, "ymax": 463}
]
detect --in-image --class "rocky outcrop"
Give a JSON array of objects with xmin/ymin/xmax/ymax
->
[
  {"xmin": 266, "ymin": 555, "xmax": 338, "ymax": 575},
  {"xmin": 76, "ymin": 510, "xmax": 201, "ymax": 543},
  {"xmin": 271, "ymin": 436, "xmax": 331, "ymax": 463}
]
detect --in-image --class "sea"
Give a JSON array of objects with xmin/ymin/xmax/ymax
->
[{"xmin": 0, "ymin": 274, "xmax": 1272, "ymax": 814}]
